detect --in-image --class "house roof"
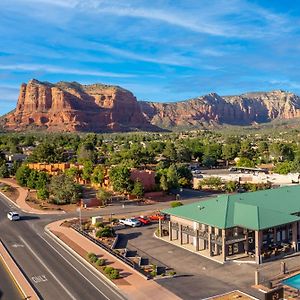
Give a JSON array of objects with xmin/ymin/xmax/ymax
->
[{"xmin": 162, "ymin": 185, "xmax": 300, "ymax": 230}]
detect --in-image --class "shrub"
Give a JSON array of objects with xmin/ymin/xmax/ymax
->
[
  {"xmin": 87, "ymin": 252, "xmax": 96, "ymax": 259},
  {"xmin": 96, "ymin": 258, "xmax": 105, "ymax": 266},
  {"xmin": 170, "ymin": 201, "xmax": 183, "ymax": 208},
  {"xmin": 150, "ymin": 270, "xmax": 157, "ymax": 277},
  {"xmin": 90, "ymin": 255, "xmax": 98, "ymax": 263},
  {"xmin": 109, "ymin": 269, "xmax": 120, "ymax": 279},
  {"xmin": 94, "ymin": 222, "xmax": 104, "ymax": 228},
  {"xmin": 96, "ymin": 226, "xmax": 114, "ymax": 238},
  {"xmin": 168, "ymin": 271, "xmax": 176, "ymax": 276},
  {"xmin": 103, "ymin": 266, "xmax": 114, "ymax": 274}
]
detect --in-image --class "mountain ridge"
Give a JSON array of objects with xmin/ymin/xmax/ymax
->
[{"xmin": 2, "ymin": 79, "xmax": 300, "ymax": 132}]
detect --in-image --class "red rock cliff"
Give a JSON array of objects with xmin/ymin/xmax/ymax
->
[{"xmin": 4, "ymin": 79, "xmax": 158, "ymax": 132}]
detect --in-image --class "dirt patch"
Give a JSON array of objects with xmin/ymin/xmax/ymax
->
[
  {"xmin": 0, "ymin": 185, "xmax": 19, "ymax": 202},
  {"xmin": 25, "ymin": 190, "xmax": 78, "ymax": 212}
]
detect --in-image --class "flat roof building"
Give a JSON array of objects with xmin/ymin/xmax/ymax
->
[{"xmin": 159, "ymin": 186, "xmax": 300, "ymax": 264}]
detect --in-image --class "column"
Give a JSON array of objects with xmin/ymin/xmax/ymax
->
[
  {"xmin": 195, "ymin": 230, "xmax": 199, "ymax": 251},
  {"xmin": 244, "ymin": 230, "xmax": 249, "ymax": 253},
  {"xmin": 168, "ymin": 221, "xmax": 172, "ymax": 241},
  {"xmin": 214, "ymin": 229, "xmax": 218, "ymax": 255},
  {"xmin": 208, "ymin": 226, "xmax": 212, "ymax": 256},
  {"xmin": 255, "ymin": 230, "xmax": 262, "ymax": 264},
  {"xmin": 292, "ymin": 222, "xmax": 298, "ymax": 251},
  {"xmin": 158, "ymin": 218, "xmax": 162, "ymax": 237},
  {"xmin": 273, "ymin": 227, "xmax": 277, "ymax": 243},
  {"xmin": 179, "ymin": 224, "xmax": 183, "ymax": 245},
  {"xmin": 222, "ymin": 229, "xmax": 226, "ymax": 262}
]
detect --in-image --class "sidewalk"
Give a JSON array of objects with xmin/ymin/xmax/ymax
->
[
  {"xmin": 47, "ymin": 220, "xmax": 181, "ymax": 300},
  {"xmin": 0, "ymin": 240, "xmax": 40, "ymax": 300},
  {"xmin": 0, "ymin": 178, "xmax": 64, "ymax": 215}
]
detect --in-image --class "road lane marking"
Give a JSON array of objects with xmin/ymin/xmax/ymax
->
[
  {"xmin": 18, "ymin": 236, "xmax": 77, "ymax": 300},
  {"xmin": 42, "ymin": 232, "xmax": 125, "ymax": 300},
  {"xmin": 31, "ymin": 275, "xmax": 47, "ymax": 283},
  {"xmin": 11, "ymin": 244, "xmax": 24, "ymax": 248}
]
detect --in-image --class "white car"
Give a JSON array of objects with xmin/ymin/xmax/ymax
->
[
  {"xmin": 119, "ymin": 218, "xmax": 141, "ymax": 227},
  {"xmin": 7, "ymin": 211, "xmax": 20, "ymax": 221}
]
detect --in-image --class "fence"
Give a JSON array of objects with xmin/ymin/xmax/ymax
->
[{"xmin": 71, "ymin": 224, "xmax": 150, "ymax": 279}]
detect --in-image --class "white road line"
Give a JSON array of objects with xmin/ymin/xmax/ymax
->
[
  {"xmin": 40, "ymin": 233, "xmax": 124, "ymax": 300},
  {"xmin": 18, "ymin": 236, "xmax": 77, "ymax": 300}
]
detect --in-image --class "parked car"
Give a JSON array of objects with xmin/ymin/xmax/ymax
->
[
  {"xmin": 119, "ymin": 218, "xmax": 141, "ymax": 227},
  {"xmin": 136, "ymin": 216, "xmax": 151, "ymax": 225},
  {"xmin": 148, "ymin": 213, "xmax": 165, "ymax": 221},
  {"xmin": 7, "ymin": 211, "xmax": 20, "ymax": 221}
]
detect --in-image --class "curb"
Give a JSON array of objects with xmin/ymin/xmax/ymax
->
[
  {"xmin": 44, "ymin": 226, "xmax": 121, "ymax": 292},
  {"xmin": 0, "ymin": 191, "xmax": 21, "ymax": 209},
  {"xmin": 0, "ymin": 240, "xmax": 40, "ymax": 300}
]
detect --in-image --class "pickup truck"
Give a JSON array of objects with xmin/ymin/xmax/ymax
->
[{"xmin": 119, "ymin": 218, "xmax": 141, "ymax": 227}]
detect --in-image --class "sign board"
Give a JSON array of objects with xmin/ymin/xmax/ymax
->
[{"xmin": 264, "ymin": 286, "xmax": 284, "ymax": 300}]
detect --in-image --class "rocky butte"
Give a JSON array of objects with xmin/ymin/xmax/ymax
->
[
  {"xmin": 2, "ymin": 79, "xmax": 159, "ymax": 132},
  {"xmin": 2, "ymin": 79, "xmax": 300, "ymax": 132}
]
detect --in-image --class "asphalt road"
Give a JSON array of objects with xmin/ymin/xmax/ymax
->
[
  {"xmin": 0, "ymin": 195, "xmax": 126, "ymax": 300},
  {"xmin": 0, "ymin": 256, "xmax": 22, "ymax": 300}
]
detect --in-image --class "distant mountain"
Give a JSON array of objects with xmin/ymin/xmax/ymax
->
[
  {"xmin": 139, "ymin": 90, "xmax": 300, "ymax": 129},
  {"xmin": 2, "ymin": 79, "xmax": 300, "ymax": 132},
  {"xmin": 2, "ymin": 79, "xmax": 160, "ymax": 132}
]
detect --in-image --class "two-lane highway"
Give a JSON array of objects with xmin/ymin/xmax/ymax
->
[{"xmin": 0, "ymin": 195, "xmax": 126, "ymax": 300}]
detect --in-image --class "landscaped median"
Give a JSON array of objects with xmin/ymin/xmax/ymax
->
[
  {"xmin": 46, "ymin": 219, "xmax": 181, "ymax": 300},
  {"xmin": 0, "ymin": 239, "xmax": 40, "ymax": 300}
]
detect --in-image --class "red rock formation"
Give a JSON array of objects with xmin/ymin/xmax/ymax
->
[
  {"xmin": 3, "ymin": 79, "xmax": 158, "ymax": 132},
  {"xmin": 140, "ymin": 90, "xmax": 300, "ymax": 128}
]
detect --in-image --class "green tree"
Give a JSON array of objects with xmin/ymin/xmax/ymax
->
[
  {"xmin": 109, "ymin": 165, "xmax": 133, "ymax": 193},
  {"xmin": 96, "ymin": 188, "xmax": 112, "ymax": 206},
  {"xmin": 16, "ymin": 165, "xmax": 32, "ymax": 186},
  {"xmin": 236, "ymin": 157, "xmax": 255, "ymax": 168},
  {"xmin": 82, "ymin": 160, "xmax": 93, "ymax": 181},
  {"xmin": 37, "ymin": 187, "xmax": 50, "ymax": 200},
  {"xmin": 0, "ymin": 163, "xmax": 9, "ymax": 178},
  {"xmin": 91, "ymin": 165, "xmax": 105, "ymax": 185},
  {"xmin": 160, "ymin": 174, "xmax": 169, "ymax": 192},
  {"xmin": 166, "ymin": 164, "xmax": 178, "ymax": 189},
  {"xmin": 131, "ymin": 180, "xmax": 144, "ymax": 198},
  {"xmin": 49, "ymin": 174, "xmax": 82, "ymax": 204},
  {"xmin": 273, "ymin": 161, "xmax": 293, "ymax": 175}
]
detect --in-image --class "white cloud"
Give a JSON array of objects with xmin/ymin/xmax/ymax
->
[{"xmin": 0, "ymin": 64, "xmax": 136, "ymax": 78}]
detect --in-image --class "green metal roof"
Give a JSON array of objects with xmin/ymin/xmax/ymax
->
[{"xmin": 162, "ymin": 185, "xmax": 300, "ymax": 230}]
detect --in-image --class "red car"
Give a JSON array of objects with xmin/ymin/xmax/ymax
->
[
  {"xmin": 148, "ymin": 213, "xmax": 165, "ymax": 221},
  {"xmin": 136, "ymin": 216, "xmax": 151, "ymax": 225}
]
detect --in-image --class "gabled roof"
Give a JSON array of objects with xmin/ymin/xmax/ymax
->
[{"xmin": 162, "ymin": 185, "xmax": 300, "ymax": 230}]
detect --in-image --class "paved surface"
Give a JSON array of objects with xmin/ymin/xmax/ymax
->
[
  {"xmin": 0, "ymin": 195, "xmax": 125, "ymax": 300},
  {"xmin": 0, "ymin": 257, "xmax": 22, "ymax": 300},
  {"xmin": 115, "ymin": 224, "xmax": 263, "ymax": 300},
  {"xmin": 0, "ymin": 239, "xmax": 39, "ymax": 299},
  {"xmin": 48, "ymin": 220, "xmax": 181, "ymax": 300}
]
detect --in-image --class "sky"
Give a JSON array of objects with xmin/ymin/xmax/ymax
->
[{"xmin": 1, "ymin": 0, "xmax": 300, "ymax": 114}]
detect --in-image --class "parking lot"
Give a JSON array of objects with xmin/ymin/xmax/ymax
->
[{"xmin": 114, "ymin": 222, "xmax": 261, "ymax": 300}]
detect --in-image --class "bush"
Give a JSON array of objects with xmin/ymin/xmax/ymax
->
[
  {"xmin": 96, "ymin": 258, "xmax": 105, "ymax": 266},
  {"xmin": 109, "ymin": 269, "xmax": 120, "ymax": 279},
  {"xmin": 103, "ymin": 266, "xmax": 120, "ymax": 279},
  {"xmin": 168, "ymin": 271, "xmax": 176, "ymax": 276},
  {"xmin": 170, "ymin": 201, "xmax": 183, "ymax": 208},
  {"xmin": 96, "ymin": 226, "xmax": 114, "ymax": 238},
  {"xmin": 150, "ymin": 270, "xmax": 157, "ymax": 277},
  {"xmin": 94, "ymin": 222, "xmax": 104, "ymax": 228},
  {"xmin": 87, "ymin": 252, "xmax": 96, "ymax": 259},
  {"xmin": 103, "ymin": 266, "xmax": 114, "ymax": 274}
]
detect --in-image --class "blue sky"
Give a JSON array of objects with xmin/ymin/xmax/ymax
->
[{"xmin": 0, "ymin": 0, "xmax": 300, "ymax": 114}]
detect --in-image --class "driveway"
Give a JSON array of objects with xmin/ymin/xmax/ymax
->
[{"xmin": 115, "ymin": 224, "xmax": 261, "ymax": 300}]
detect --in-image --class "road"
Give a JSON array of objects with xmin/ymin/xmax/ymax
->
[
  {"xmin": 0, "ymin": 255, "xmax": 22, "ymax": 300},
  {"xmin": 0, "ymin": 195, "xmax": 126, "ymax": 300}
]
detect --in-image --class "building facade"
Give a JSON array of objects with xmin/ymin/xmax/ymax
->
[{"xmin": 159, "ymin": 186, "xmax": 300, "ymax": 264}]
